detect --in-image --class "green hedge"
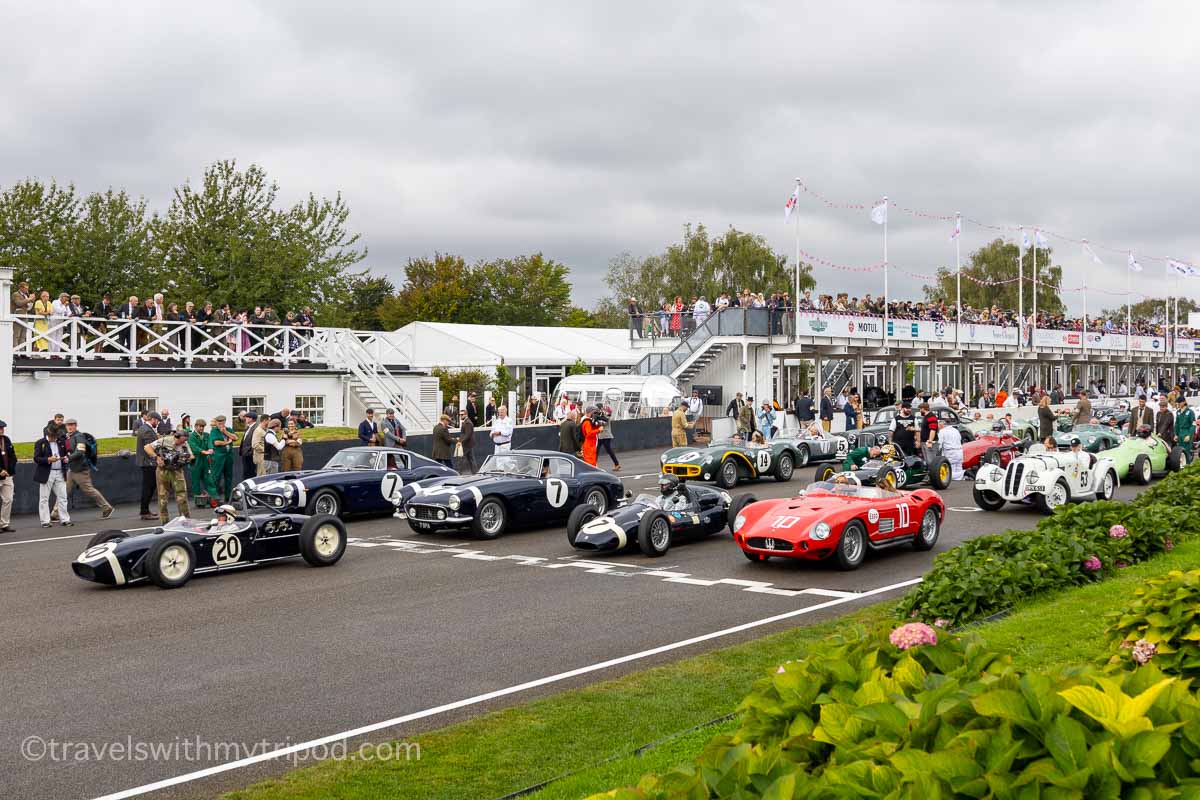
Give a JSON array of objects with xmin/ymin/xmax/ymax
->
[
  {"xmin": 1106, "ymin": 569, "xmax": 1200, "ymax": 680},
  {"xmin": 592, "ymin": 624, "xmax": 1200, "ymax": 799},
  {"xmin": 896, "ymin": 463, "xmax": 1200, "ymax": 626}
]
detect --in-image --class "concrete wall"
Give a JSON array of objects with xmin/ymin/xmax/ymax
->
[
  {"xmin": 7, "ymin": 416, "xmax": 672, "ymax": 516},
  {"xmin": 10, "ymin": 371, "xmax": 348, "ymax": 442}
]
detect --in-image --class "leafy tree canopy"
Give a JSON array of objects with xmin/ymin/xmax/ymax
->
[{"xmin": 922, "ymin": 238, "xmax": 1064, "ymax": 315}]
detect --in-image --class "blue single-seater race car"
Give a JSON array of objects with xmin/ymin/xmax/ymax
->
[
  {"xmin": 386, "ymin": 450, "xmax": 623, "ymax": 539},
  {"xmin": 71, "ymin": 511, "xmax": 348, "ymax": 589},
  {"xmin": 233, "ymin": 446, "xmax": 456, "ymax": 518}
]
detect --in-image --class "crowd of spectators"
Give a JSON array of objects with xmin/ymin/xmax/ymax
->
[
  {"xmin": 10, "ymin": 280, "xmax": 317, "ymax": 355},
  {"xmin": 625, "ymin": 285, "xmax": 1200, "ymax": 339}
]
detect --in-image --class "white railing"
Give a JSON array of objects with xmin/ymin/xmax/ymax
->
[{"xmin": 9, "ymin": 315, "xmax": 412, "ymax": 369}]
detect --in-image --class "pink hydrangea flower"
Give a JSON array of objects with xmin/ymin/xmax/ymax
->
[
  {"xmin": 1082, "ymin": 556, "xmax": 1103, "ymax": 571},
  {"xmin": 1164, "ymin": 538, "xmax": 1176, "ymax": 551},
  {"xmin": 933, "ymin": 618, "xmax": 950, "ymax": 628},
  {"xmin": 1132, "ymin": 639, "xmax": 1157, "ymax": 665},
  {"xmin": 1108, "ymin": 524, "xmax": 1128, "ymax": 539},
  {"xmin": 776, "ymin": 665, "xmax": 786, "ymax": 674},
  {"xmin": 889, "ymin": 622, "xmax": 938, "ymax": 650}
]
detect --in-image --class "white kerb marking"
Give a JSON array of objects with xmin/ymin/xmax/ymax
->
[{"xmin": 89, "ymin": 576, "xmax": 921, "ymax": 800}]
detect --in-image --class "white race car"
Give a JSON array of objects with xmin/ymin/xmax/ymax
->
[{"xmin": 972, "ymin": 443, "xmax": 1118, "ymax": 514}]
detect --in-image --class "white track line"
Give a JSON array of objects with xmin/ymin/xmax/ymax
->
[
  {"xmin": 0, "ymin": 526, "xmax": 158, "ymax": 547},
  {"xmin": 90, "ymin": 576, "xmax": 921, "ymax": 800}
]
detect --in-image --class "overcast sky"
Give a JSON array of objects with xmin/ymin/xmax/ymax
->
[{"xmin": 2, "ymin": 1, "xmax": 1197, "ymax": 313}]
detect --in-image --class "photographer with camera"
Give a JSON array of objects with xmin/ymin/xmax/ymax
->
[
  {"xmin": 594, "ymin": 403, "xmax": 620, "ymax": 471},
  {"xmin": 144, "ymin": 430, "xmax": 193, "ymax": 523}
]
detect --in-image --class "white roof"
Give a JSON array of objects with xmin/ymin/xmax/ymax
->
[{"xmin": 397, "ymin": 321, "xmax": 654, "ymax": 368}]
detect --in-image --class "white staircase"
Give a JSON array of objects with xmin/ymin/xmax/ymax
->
[{"xmin": 325, "ymin": 330, "xmax": 435, "ymax": 432}]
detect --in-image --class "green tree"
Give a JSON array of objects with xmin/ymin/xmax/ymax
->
[
  {"xmin": 474, "ymin": 253, "xmax": 572, "ymax": 325},
  {"xmin": 566, "ymin": 357, "xmax": 590, "ymax": 376},
  {"xmin": 493, "ymin": 362, "xmax": 514, "ymax": 402},
  {"xmin": 320, "ymin": 273, "xmax": 395, "ymax": 329},
  {"xmin": 67, "ymin": 189, "xmax": 158, "ymax": 297},
  {"xmin": 153, "ymin": 159, "xmax": 366, "ymax": 315},
  {"xmin": 1100, "ymin": 297, "xmax": 1199, "ymax": 326},
  {"xmin": 921, "ymin": 238, "xmax": 1064, "ymax": 315},
  {"xmin": 429, "ymin": 367, "xmax": 492, "ymax": 404},
  {"xmin": 376, "ymin": 253, "xmax": 473, "ymax": 329},
  {"xmin": 0, "ymin": 179, "xmax": 81, "ymax": 292},
  {"xmin": 605, "ymin": 224, "xmax": 813, "ymax": 309}
]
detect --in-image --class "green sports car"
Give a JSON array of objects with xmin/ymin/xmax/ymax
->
[
  {"xmin": 660, "ymin": 434, "xmax": 845, "ymax": 488},
  {"xmin": 1094, "ymin": 429, "xmax": 1187, "ymax": 484},
  {"xmin": 1051, "ymin": 424, "xmax": 1124, "ymax": 454}
]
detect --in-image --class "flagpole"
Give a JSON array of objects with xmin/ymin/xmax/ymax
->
[
  {"xmin": 955, "ymin": 212, "xmax": 962, "ymax": 348},
  {"xmin": 793, "ymin": 178, "xmax": 801, "ymax": 342},
  {"xmin": 1018, "ymin": 226, "xmax": 1024, "ymax": 350},
  {"xmin": 1126, "ymin": 252, "xmax": 1131, "ymax": 358},
  {"xmin": 1032, "ymin": 231, "xmax": 1038, "ymax": 345},
  {"xmin": 1082, "ymin": 272, "xmax": 1088, "ymax": 359},
  {"xmin": 882, "ymin": 195, "xmax": 889, "ymax": 348}
]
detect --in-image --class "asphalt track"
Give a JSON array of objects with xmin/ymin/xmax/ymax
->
[{"xmin": 0, "ymin": 447, "xmax": 1154, "ymax": 800}]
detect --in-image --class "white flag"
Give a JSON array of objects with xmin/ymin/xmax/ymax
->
[
  {"xmin": 870, "ymin": 199, "xmax": 888, "ymax": 225},
  {"xmin": 1035, "ymin": 230, "xmax": 1049, "ymax": 248},
  {"xmin": 1082, "ymin": 241, "xmax": 1103, "ymax": 264},
  {"xmin": 1128, "ymin": 252, "xmax": 1143, "ymax": 273},
  {"xmin": 784, "ymin": 186, "xmax": 800, "ymax": 222},
  {"xmin": 950, "ymin": 216, "xmax": 961, "ymax": 240},
  {"xmin": 1168, "ymin": 259, "xmax": 1197, "ymax": 277},
  {"xmin": 1019, "ymin": 228, "xmax": 1031, "ymax": 251}
]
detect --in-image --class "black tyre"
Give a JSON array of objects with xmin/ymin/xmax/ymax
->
[
  {"xmin": 306, "ymin": 489, "xmax": 342, "ymax": 518},
  {"xmin": 928, "ymin": 457, "xmax": 952, "ymax": 489},
  {"xmin": 742, "ymin": 549, "xmax": 768, "ymax": 563},
  {"xmin": 1034, "ymin": 478, "xmax": 1071, "ymax": 515},
  {"xmin": 774, "ymin": 452, "xmax": 795, "ymax": 482},
  {"xmin": 912, "ymin": 507, "xmax": 940, "ymax": 551},
  {"xmin": 1168, "ymin": 447, "xmax": 1186, "ymax": 472},
  {"xmin": 727, "ymin": 493, "xmax": 757, "ymax": 535},
  {"xmin": 86, "ymin": 529, "xmax": 130, "ymax": 549},
  {"xmin": 1131, "ymin": 454, "xmax": 1152, "ymax": 485},
  {"xmin": 793, "ymin": 445, "xmax": 810, "ymax": 468},
  {"xmin": 982, "ymin": 447, "xmax": 1002, "ymax": 467},
  {"xmin": 814, "ymin": 463, "xmax": 838, "ymax": 483},
  {"xmin": 582, "ymin": 486, "xmax": 609, "ymax": 515},
  {"xmin": 637, "ymin": 512, "xmax": 672, "ymax": 557},
  {"xmin": 972, "ymin": 487, "xmax": 1006, "ymax": 511},
  {"xmin": 472, "ymin": 497, "xmax": 508, "ymax": 539},
  {"xmin": 834, "ymin": 520, "xmax": 867, "ymax": 570},
  {"xmin": 716, "ymin": 458, "xmax": 739, "ymax": 489},
  {"xmin": 145, "ymin": 537, "xmax": 195, "ymax": 589},
  {"xmin": 566, "ymin": 505, "xmax": 599, "ymax": 547},
  {"xmin": 300, "ymin": 514, "xmax": 347, "ymax": 566}
]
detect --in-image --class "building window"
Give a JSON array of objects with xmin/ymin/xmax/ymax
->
[
  {"xmin": 232, "ymin": 396, "xmax": 265, "ymax": 420},
  {"xmin": 294, "ymin": 395, "xmax": 325, "ymax": 425},
  {"xmin": 118, "ymin": 398, "xmax": 158, "ymax": 434}
]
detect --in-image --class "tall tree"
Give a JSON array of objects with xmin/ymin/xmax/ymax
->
[
  {"xmin": 604, "ymin": 223, "xmax": 813, "ymax": 309},
  {"xmin": 0, "ymin": 179, "xmax": 81, "ymax": 292},
  {"xmin": 376, "ymin": 253, "xmax": 474, "ymax": 330},
  {"xmin": 921, "ymin": 238, "xmax": 1064, "ymax": 315},
  {"xmin": 318, "ymin": 273, "xmax": 396, "ymax": 329},
  {"xmin": 67, "ymin": 189, "xmax": 158, "ymax": 296},
  {"xmin": 153, "ymin": 159, "xmax": 366, "ymax": 315}
]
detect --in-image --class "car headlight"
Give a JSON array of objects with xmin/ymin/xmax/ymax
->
[
  {"xmin": 811, "ymin": 521, "xmax": 831, "ymax": 541},
  {"xmin": 1026, "ymin": 471, "xmax": 1040, "ymax": 483},
  {"xmin": 847, "ymin": 434, "xmax": 857, "ymax": 446},
  {"xmin": 284, "ymin": 484, "xmax": 295, "ymax": 498},
  {"xmin": 272, "ymin": 496, "xmax": 285, "ymax": 508},
  {"xmin": 733, "ymin": 514, "xmax": 746, "ymax": 532},
  {"xmin": 448, "ymin": 494, "xmax": 461, "ymax": 511},
  {"xmin": 660, "ymin": 453, "xmax": 668, "ymax": 464},
  {"xmin": 232, "ymin": 486, "xmax": 243, "ymax": 500},
  {"xmin": 877, "ymin": 434, "xmax": 889, "ymax": 445}
]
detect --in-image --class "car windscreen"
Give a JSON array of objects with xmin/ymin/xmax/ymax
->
[
  {"xmin": 480, "ymin": 454, "xmax": 543, "ymax": 477},
  {"xmin": 324, "ymin": 450, "xmax": 377, "ymax": 470},
  {"xmin": 806, "ymin": 481, "xmax": 897, "ymax": 499},
  {"xmin": 634, "ymin": 494, "xmax": 664, "ymax": 509}
]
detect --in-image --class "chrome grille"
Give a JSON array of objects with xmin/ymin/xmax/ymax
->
[
  {"xmin": 1004, "ymin": 462, "xmax": 1024, "ymax": 495},
  {"xmin": 407, "ymin": 504, "xmax": 442, "ymax": 521},
  {"xmin": 746, "ymin": 537, "xmax": 793, "ymax": 552}
]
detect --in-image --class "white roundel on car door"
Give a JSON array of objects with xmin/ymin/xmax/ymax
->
[
  {"xmin": 212, "ymin": 533, "xmax": 243, "ymax": 565},
  {"xmin": 546, "ymin": 478, "xmax": 568, "ymax": 507},
  {"xmin": 380, "ymin": 472, "xmax": 404, "ymax": 503},
  {"xmin": 756, "ymin": 450, "xmax": 772, "ymax": 472}
]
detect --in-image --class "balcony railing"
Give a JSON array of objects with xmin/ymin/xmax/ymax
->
[{"xmin": 8, "ymin": 315, "xmax": 413, "ymax": 369}]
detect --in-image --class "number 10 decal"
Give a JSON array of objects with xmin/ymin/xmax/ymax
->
[
  {"xmin": 546, "ymin": 478, "xmax": 568, "ymax": 508},
  {"xmin": 895, "ymin": 503, "xmax": 910, "ymax": 529}
]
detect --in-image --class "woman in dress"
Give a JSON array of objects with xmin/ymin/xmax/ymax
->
[
  {"xmin": 32, "ymin": 290, "xmax": 52, "ymax": 352},
  {"xmin": 670, "ymin": 296, "xmax": 683, "ymax": 336}
]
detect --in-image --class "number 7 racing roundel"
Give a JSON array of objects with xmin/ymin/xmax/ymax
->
[{"xmin": 545, "ymin": 478, "xmax": 568, "ymax": 508}]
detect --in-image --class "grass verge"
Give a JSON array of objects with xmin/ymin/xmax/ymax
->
[
  {"xmin": 13, "ymin": 427, "xmax": 358, "ymax": 458},
  {"xmin": 223, "ymin": 539, "xmax": 1200, "ymax": 800}
]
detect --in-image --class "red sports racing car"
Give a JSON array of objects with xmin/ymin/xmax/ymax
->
[
  {"xmin": 961, "ymin": 429, "xmax": 1023, "ymax": 474},
  {"xmin": 732, "ymin": 478, "xmax": 944, "ymax": 570}
]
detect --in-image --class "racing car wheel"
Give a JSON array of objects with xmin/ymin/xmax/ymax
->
[{"xmin": 566, "ymin": 504, "xmax": 599, "ymax": 547}]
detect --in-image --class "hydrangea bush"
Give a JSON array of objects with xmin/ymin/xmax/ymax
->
[{"xmin": 1107, "ymin": 569, "xmax": 1200, "ymax": 679}]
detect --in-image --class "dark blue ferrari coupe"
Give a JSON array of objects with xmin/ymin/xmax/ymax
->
[{"xmin": 233, "ymin": 446, "xmax": 457, "ymax": 518}]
